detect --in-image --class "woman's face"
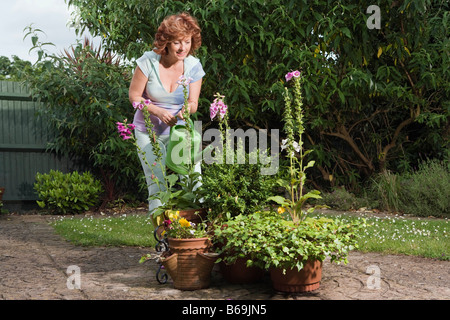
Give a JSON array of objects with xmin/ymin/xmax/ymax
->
[{"xmin": 166, "ymin": 36, "xmax": 192, "ymax": 61}]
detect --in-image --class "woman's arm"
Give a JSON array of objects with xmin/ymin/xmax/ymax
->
[{"xmin": 129, "ymin": 66, "xmax": 177, "ymax": 126}]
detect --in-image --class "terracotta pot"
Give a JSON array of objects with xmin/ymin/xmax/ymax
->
[
  {"xmin": 270, "ymin": 259, "xmax": 323, "ymax": 293},
  {"xmin": 220, "ymin": 257, "xmax": 265, "ymax": 284},
  {"xmin": 162, "ymin": 237, "xmax": 217, "ymax": 290}
]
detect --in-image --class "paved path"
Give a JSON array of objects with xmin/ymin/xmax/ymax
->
[{"xmin": 0, "ymin": 214, "xmax": 449, "ymax": 300}]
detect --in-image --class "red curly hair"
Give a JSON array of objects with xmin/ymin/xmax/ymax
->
[{"xmin": 153, "ymin": 12, "xmax": 202, "ymax": 56}]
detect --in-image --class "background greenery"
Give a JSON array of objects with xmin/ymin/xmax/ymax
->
[
  {"xmin": 1, "ymin": 0, "xmax": 448, "ymax": 215},
  {"xmin": 67, "ymin": 0, "xmax": 449, "ymax": 190}
]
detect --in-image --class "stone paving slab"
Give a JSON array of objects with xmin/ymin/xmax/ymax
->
[{"xmin": 0, "ymin": 214, "xmax": 449, "ymax": 300}]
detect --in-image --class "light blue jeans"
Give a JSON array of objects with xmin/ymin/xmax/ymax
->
[{"xmin": 135, "ymin": 129, "xmax": 202, "ymax": 218}]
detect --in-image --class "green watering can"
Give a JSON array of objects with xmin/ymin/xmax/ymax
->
[{"xmin": 166, "ymin": 118, "xmax": 206, "ymax": 175}]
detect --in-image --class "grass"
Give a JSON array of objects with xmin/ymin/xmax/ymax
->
[
  {"xmin": 49, "ymin": 212, "xmax": 449, "ymax": 261},
  {"xmin": 311, "ymin": 212, "xmax": 450, "ymax": 261},
  {"xmin": 49, "ymin": 214, "xmax": 157, "ymax": 247}
]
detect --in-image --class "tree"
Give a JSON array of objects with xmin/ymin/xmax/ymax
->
[
  {"xmin": 0, "ymin": 55, "xmax": 33, "ymax": 80},
  {"xmin": 67, "ymin": 0, "xmax": 449, "ymax": 189}
]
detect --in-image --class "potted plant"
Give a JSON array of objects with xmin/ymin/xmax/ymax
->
[
  {"xmin": 215, "ymin": 71, "xmax": 365, "ymax": 292},
  {"xmin": 158, "ymin": 213, "xmax": 218, "ymax": 290},
  {"xmin": 214, "ymin": 210, "xmax": 363, "ymax": 292},
  {"xmin": 202, "ymin": 94, "xmax": 275, "ymax": 283},
  {"xmin": 202, "ymin": 94, "xmax": 276, "ymax": 222}
]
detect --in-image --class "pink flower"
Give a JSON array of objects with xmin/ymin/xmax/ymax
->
[
  {"xmin": 116, "ymin": 121, "xmax": 134, "ymax": 140},
  {"xmin": 285, "ymin": 72, "xmax": 293, "ymax": 82},
  {"xmin": 210, "ymin": 103, "xmax": 219, "ymax": 120},
  {"xmin": 210, "ymin": 96, "xmax": 228, "ymax": 120},
  {"xmin": 218, "ymin": 102, "xmax": 227, "ymax": 119},
  {"xmin": 286, "ymin": 70, "xmax": 301, "ymax": 82},
  {"xmin": 132, "ymin": 100, "xmax": 151, "ymax": 110},
  {"xmin": 177, "ymin": 75, "xmax": 193, "ymax": 86}
]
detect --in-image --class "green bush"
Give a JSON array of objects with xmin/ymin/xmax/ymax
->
[
  {"xmin": 34, "ymin": 170, "xmax": 103, "ymax": 214},
  {"xmin": 370, "ymin": 170, "xmax": 402, "ymax": 212},
  {"xmin": 398, "ymin": 160, "xmax": 450, "ymax": 218},
  {"xmin": 202, "ymin": 152, "xmax": 277, "ymax": 220},
  {"xmin": 314, "ymin": 187, "xmax": 378, "ymax": 211}
]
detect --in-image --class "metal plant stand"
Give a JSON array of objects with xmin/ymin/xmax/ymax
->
[{"xmin": 154, "ymin": 225, "xmax": 170, "ymax": 284}]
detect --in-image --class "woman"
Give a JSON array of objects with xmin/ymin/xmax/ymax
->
[{"xmin": 129, "ymin": 12, "xmax": 205, "ymax": 217}]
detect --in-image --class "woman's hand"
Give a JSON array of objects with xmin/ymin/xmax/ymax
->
[
  {"xmin": 155, "ymin": 108, "xmax": 177, "ymax": 126},
  {"xmin": 176, "ymin": 104, "xmax": 190, "ymax": 120}
]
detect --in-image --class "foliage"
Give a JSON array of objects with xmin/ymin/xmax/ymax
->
[
  {"xmin": 22, "ymin": 31, "xmax": 144, "ymax": 203},
  {"xmin": 370, "ymin": 170, "xmax": 403, "ymax": 212},
  {"xmin": 161, "ymin": 212, "xmax": 210, "ymax": 239},
  {"xmin": 67, "ymin": 0, "xmax": 449, "ymax": 189},
  {"xmin": 202, "ymin": 155, "xmax": 276, "ymax": 220},
  {"xmin": 213, "ymin": 211, "xmax": 365, "ymax": 272},
  {"xmin": 202, "ymin": 94, "xmax": 276, "ymax": 220},
  {"xmin": 368, "ymin": 159, "xmax": 450, "ymax": 217},
  {"xmin": 34, "ymin": 170, "xmax": 103, "ymax": 214},
  {"xmin": 398, "ymin": 160, "xmax": 450, "ymax": 218},
  {"xmin": 316, "ymin": 187, "xmax": 378, "ymax": 212},
  {"xmin": 0, "ymin": 56, "xmax": 33, "ymax": 81}
]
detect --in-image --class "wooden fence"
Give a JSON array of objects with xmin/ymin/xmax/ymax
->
[{"xmin": 0, "ymin": 81, "xmax": 78, "ymax": 209}]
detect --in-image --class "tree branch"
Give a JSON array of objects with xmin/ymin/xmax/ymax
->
[{"xmin": 321, "ymin": 124, "xmax": 375, "ymax": 172}]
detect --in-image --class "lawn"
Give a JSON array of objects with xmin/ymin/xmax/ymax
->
[
  {"xmin": 49, "ymin": 214, "xmax": 156, "ymax": 247},
  {"xmin": 312, "ymin": 212, "xmax": 449, "ymax": 261},
  {"xmin": 49, "ymin": 211, "xmax": 449, "ymax": 261}
]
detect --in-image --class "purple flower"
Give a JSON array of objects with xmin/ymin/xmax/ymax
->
[
  {"xmin": 285, "ymin": 70, "xmax": 301, "ymax": 82},
  {"xmin": 210, "ymin": 95, "xmax": 228, "ymax": 120},
  {"xmin": 210, "ymin": 103, "xmax": 219, "ymax": 120},
  {"xmin": 132, "ymin": 100, "xmax": 151, "ymax": 110},
  {"xmin": 116, "ymin": 121, "xmax": 134, "ymax": 140},
  {"xmin": 285, "ymin": 72, "xmax": 294, "ymax": 82},
  {"xmin": 177, "ymin": 75, "xmax": 194, "ymax": 86}
]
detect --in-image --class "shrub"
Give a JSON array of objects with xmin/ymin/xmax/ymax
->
[
  {"xmin": 315, "ymin": 187, "xmax": 378, "ymax": 211},
  {"xmin": 202, "ymin": 151, "xmax": 277, "ymax": 220},
  {"xmin": 370, "ymin": 170, "xmax": 402, "ymax": 212},
  {"xmin": 398, "ymin": 160, "xmax": 450, "ymax": 218},
  {"xmin": 318, "ymin": 187, "xmax": 359, "ymax": 211},
  {"xmin": 34, "ymin": 170, "xmax": 103, "ymax": 214}
]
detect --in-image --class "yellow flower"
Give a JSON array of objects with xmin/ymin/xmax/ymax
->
[
  {"xmin": 167, "ymin": 210, "xmax": 179, "ymax": 221},
  {"xmin": 179, "ymin": 218, "xmax": 191, "ymax": 228},
  {"xmin": 277, "ymin": 207, "xmax": 286, "ymax": 214}
]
